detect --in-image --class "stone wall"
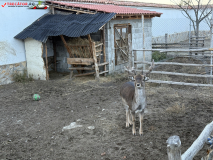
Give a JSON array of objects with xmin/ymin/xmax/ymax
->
[{"xmin": 0, "ymin": 61, "xmax": 26, "ymax": 85}]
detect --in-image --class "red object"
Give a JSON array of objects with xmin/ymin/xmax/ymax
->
[
  {"xmin": 33, "ymin": 6, "xmax": 37, "ymax": 9},
  {"xmin": 44, "ymin": 6, "xmax": 47, "ymax": 9},
  {"xmin": 46, "ymin": 1, "xmax": 162, "ymax": 16}
]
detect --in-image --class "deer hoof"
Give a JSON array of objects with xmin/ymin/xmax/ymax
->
[
  {"xmin": 139, "ymin": 131, "xmax": 143, "ymax": 136},
  {"xmin": 132, "ymin": 130, "xmax": 136, "ymax": 135},
  {"xmin": 126, "ymin": 123, "xmax": 130, "ymax": 128}
]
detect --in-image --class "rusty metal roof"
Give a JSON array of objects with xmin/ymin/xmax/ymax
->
[
  {"xmin": 47, "ymin": 0, "xmax": 181, "ymax": 9},
  {"xmin": 48, "ymin": 1, "xmax": 162, "ymax": 16}
]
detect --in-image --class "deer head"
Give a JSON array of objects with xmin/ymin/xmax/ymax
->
[{"xmin": 124, "ymin": 59, "xmax": 155, "ymax": 82}]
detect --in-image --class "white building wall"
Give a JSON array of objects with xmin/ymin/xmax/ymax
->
[
  {"xmin": 0, "ymin": 1, "xmax": 49, "ymax": 66},
  {"xmin": 25, "ymin": 38, "xmax": 46, "ymax": 80}
]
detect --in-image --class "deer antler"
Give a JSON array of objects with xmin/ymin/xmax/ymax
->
[{"xmin": 145, "ymin": 59, "xmax": 155, "ymax": 77}]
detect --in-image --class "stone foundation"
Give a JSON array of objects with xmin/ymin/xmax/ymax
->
[{"xmin": 0, "ymin": 61, "xmax": 26, "ymax": 85}]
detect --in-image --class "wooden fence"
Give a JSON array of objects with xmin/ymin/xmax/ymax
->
[{"xmin": 132, "ymin": 48, "xmax": 213, "ymax": 87}]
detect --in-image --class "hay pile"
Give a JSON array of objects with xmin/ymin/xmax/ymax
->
[{"xmin": 67, "ymin": 37, "xmax": 102, "ymax": 58}]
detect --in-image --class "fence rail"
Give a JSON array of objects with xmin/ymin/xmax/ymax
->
[{"xmin": 132, "ymin": 48, "xmax": 213, "ymax": 87}]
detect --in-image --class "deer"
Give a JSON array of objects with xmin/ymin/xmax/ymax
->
[{"xmin": 120, "ymin": 60, "xmax": 155, "ymax": 136}]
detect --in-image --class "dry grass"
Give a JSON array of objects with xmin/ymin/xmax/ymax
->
[{"xmin": 166, "ymin": 103, "xmax": 186, "ymax": 114}]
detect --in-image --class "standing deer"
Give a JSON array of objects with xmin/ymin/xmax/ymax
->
[{"xmin": 120, "ymin": 60, "xmax": 155, "ymax": 135}]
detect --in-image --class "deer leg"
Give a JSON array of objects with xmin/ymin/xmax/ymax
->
[
  {"xmin": 131, "ymin": 112, "xmax": 136, "ymax": 135},
  {"xmin": 139, "ymin": 112, "xmax": 144, "ymax": 136},
  {"xmin": 128, "ymin": 110, "xmax": 132, "ymax": 125},
  {"xmin": 126, "ymin": 110, "xmax": 129, "ymax": 127}
]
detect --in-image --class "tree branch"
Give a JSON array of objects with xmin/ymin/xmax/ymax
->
[{"xmin": 181, "ymin": 121, "xmax": 213, "ymax": 160}]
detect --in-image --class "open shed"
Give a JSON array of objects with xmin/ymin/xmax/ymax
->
[{"xmin": 15, "ymin": 1, "xmax": 162, "ymax": 80}]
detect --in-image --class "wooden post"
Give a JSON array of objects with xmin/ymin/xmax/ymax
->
[
  {"xmin": 128, "ymin": 33, "xmax": 132, "ymax": 68},
  {"xmin": 88, "ymin": 34, "xmax": 93, "ymax": 58},
  {"xmin": 165, "ymin": 33, "xmax": 168, "ymax": 55},
  {"xmin": 92, "ymin": 42, "xmax": 100, "ymax": 80},
  {"xmin": 142, "ymin": 14, "xmax": 145, "ymax": 70},
  {"xmin": 134, "ymin": 50, "xmax": 137, "ymax": 69},
  {"xmin": 166, "ymin": 135, "xmax": 181, "ymax": 160},
  {"xmin": 102, "ymin": 27, "xmax": 107, "ymax": 76},
  {"xmin": 45, "ymin": 43, "xmax": 49, "ymax": 80},
  {"xmin": 53, "ymin": 37, "xmax": 57, "ymax": 71}
]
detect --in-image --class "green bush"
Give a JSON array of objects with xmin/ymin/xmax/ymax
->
[
  {"xmin": 152, "ymin": 51, "xmax": 167, "ymax": 62},
  {"xmin": 12, "ymin": 70, "xmax": 33, "ymax": 83}
]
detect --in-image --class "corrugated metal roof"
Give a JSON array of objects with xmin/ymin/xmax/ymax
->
[
  {"xmin": 48, "ymin": 1, "xmax": 162, "ymax": 15},
  {"xmin": 14, "ymin": 12, "xmax": 116, "ymax": 42},
  {"xmin": 47, "ymin": 0, "xmax": 181, "ymax": 9}
]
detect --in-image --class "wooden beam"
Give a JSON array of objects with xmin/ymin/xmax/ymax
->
[
  {"xmin": 45, "ymin": 43, "xmax": 49, "ymax": 80},
  {"xmin": 74, "ymin": 72, "xmax": 95, "ymax": 77},
  {"xmin": 60, "ymin": 35, "xmax": 72, "ymax": 57},
  {"xmin": 53, "ymin": 6, "xmax": 95, "ymax": 14},
  {"xmin": 92, "ymin": 42, "xmax": 100, "ymax": 80},
  {"xmin": 147, "ymin": 79, "xmax": 213, "ymax": 87},
  {"xmin": 135, "ymin": 61, "xmax": 213, "ymax": 67},
  {"xmin": 52, "ymin": 37, "xmax": 57, "ymax": 71},
  {"xmin": 102, "ymin": 28, "xmax": 107, "ymax": 76},
  {"xmin": 67, "ymin": 58, "xmax": 94, "ymax": 65},
  {"xmin": 167, "ymin": 136, "xmax": 181, "ymax": 160},
  {"xmin": 137, "ymin": 70, "xmax": 213, "ymax": 78},
  {"xmin": 92, "ymin": 62, "xmax": 109, "ymax": 67},
  {"xmin": 68, "ymin": 67, "xmax": 94, "ymax": 70},
  {"xmin": 99, "ymin": 70, "xmax": 109, "ymax": 75},
  {"xmin": 95, "ymin": 43, "xmax": 103, "ymax": 47}
]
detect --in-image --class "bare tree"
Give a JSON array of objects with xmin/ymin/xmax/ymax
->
[{"xmin": 171, "ymin": 0, "xmax": 212, "ymax": 37}]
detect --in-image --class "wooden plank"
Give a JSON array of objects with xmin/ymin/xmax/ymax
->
[
  {"xmin": 88, "ymin": 34, "xmax": 93, "ymax": 58},
  {"xmin": 52, "ymin": 37, "xmax": 57, "ymax": 71},
  {"xmin": 95, "ymin": 43, "xmax": 103, "ymax": 47},
  {"xmin": 96, "ymin": 50, "xmax": 102, "ymax": 53},
  {"xmin": 67, "ymin": 58, "xmax": 94, "ymax": 65},
  {"xmin": 99, "ymin": 70, "xmax": 109, "ymax": 75},
  {"xmin": 92, "ymin": 42, "xmax": 100, "ymax": 80},
  {"xmin": 133, "ymin": 48, "xmax": 210, "ymax": 52},
  {"xmin": 68, "ymin": 67, "xmax": 94, "ymax": 70},
  {"xmin": 102, "ymin": 28, "xmax": 106, "ymax": 76},
  {"xmin": 147, "ymin": 79, "xmax": 213, "ymax": 87},
  {"xmin": 45, "ymin": 43, "xmax": 49, "ymax": 80},
  {"xmin": 60, "ymin": 35, "xmax": 72, "ymax": 57},
  {"xmin": 135, "ymin": 61, "xmax": 213, "ymax": 67},
  {"xmin": 136, "ymin": 70, "xmax": 213, "ymax": 78},
  {"xmin": 74, "ymin": 72, "xmax": 95, "ymax": 77},
  {"xmin": 92, "ymin": 62, "xmax": 109, "ymax": 67},
  {"xmin": 115, "ymin": 27, "xmax": 126, "ymax": 44},
  {"xmin": 128, "ymin": 33, "xmax": 132, "ymax": 67},
  {"xmin": 115, "ymin": 41, "xmax": 128, "ymax": 56},
  {"xmin": 134, "ymin": 50, "xmax": 137, "ymax": 69}
]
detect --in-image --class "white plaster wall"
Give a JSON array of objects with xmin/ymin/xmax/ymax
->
[
  {"xmin": 0, "ymin": 1, "xmax": 49, "ymax": 66},
  {"xmin": 25, "ymin": 38, "xmax": 46, "ymax": 80}
]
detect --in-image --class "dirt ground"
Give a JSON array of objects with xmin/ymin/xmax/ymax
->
[{"xmin": 1, "ymin": 59, "xmax": 213, "ymax": 160}]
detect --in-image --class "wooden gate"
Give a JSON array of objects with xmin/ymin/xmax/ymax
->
[{"xmin": 114, "ymin": 24, "xmax": 131, "ymax": 65}]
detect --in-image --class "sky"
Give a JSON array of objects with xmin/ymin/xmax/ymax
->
[{"xmin": 117, "ymin": 0, "xmax": 213, "ymax": 5}]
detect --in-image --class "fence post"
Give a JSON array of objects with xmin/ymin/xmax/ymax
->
[
  {"xmin": 134, "ymin": 50, "xmax": 137, "ymax": 70},
  {"xmin": 142, "ymin": 14, "xmax": 145, "ymax": 70},
  {"xmin": 167, "ymin": 135, "xmax": 182, "ymax": 160},
  {"xmin": 210, "ymin": 8, "xmax": 213, "ymax": 84},
  {"xmin": 128, "ymin": 33, "xmax": 132, "ymax": 68},
  {"xmin": 92, "ymin": 42, "xmax": 100, "ymax": 81}
]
